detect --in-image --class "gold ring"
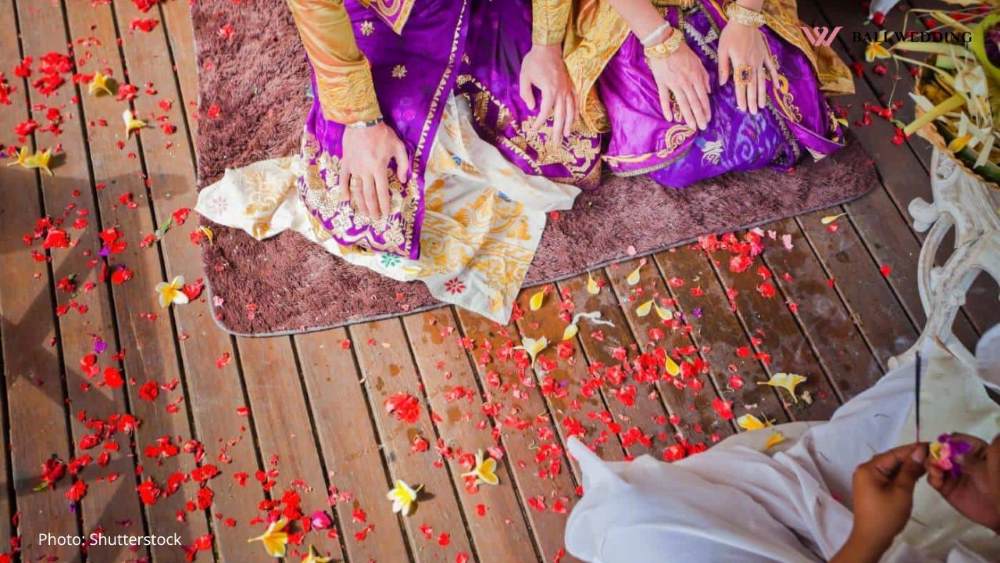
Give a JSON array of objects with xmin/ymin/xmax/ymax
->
[{"xmin": 735, "ymin": 64, "xmax": 753, "ymax": 86}]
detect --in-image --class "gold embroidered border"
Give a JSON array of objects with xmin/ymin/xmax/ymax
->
[{"xmin": 456, "ymin": 74, "xmax": 601, "ymax": 182}]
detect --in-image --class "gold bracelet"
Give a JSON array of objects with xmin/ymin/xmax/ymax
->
[
  {"xmin": 726, "ymin": 3, "xmax": 766, "ymax": 28},
  {"xmin": 346, "ymin": 116, "xmax": 384, "ymax": 129},
  {"xmin": 643, "ymin": 27, "xmax": 685, "ymax": 60}
]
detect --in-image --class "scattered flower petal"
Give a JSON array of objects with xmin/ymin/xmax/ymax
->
[
  {"xmin": 387, "ymin": 479, "xmax": 421, "ymax": 515},
  {"xmin": 247, "ymin": 518, "xmax": 289, "ymax": 558}
]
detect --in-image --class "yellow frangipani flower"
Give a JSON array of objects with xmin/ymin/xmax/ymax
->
[
  {"xmin": 462, "ymin": 450, "xmax": 499, "ymax": 486},
  {"xmin": 664, "ymin": 355, "xmax": 681, "ymax": 377},
  {"xmin": 7, "ymin": 147, "xmax": 54, "ymax": 175},
  {"xmin": 123, "ymin": 109, "xmax": 146, "ymax": 136},
  {"xmin": 736, "ymin": 413, "xmax": 767, "ymax": 431},
  {"xmin": 529, "ymin": 289, "xmax": 545, "ymax": 311},
  {"xmin": 636, "ymin": 299, "xmax": 654, "ymax": 318},
  {"xmin": 586, "ymin": 272, "xmax": 600, "ymax": 295},
  {"xmin": 865, "ymin": 40, "xmax": 891, "ymax": 62},
  {"xmin": 387, "ymin": 479, "xmax": 422, "ymax": 516},
  {"xmin": 759, "ymin": 372, "xmax": 807, "ymax": 403},
  {"xmin": 516, "ymin": 336, "xmax": 548, "ymax": 366},
  {"xmin": 764, "ymin": 432, "xmax": 786, "ymax": 450},
  {"xmin": 654, "ymin": 301, "xmax": 673, "ymax": 321},
  {"xmin": 24, "ymin": 148, "xmax": 53, "ymax": 176},
  {"xmin": 301, "ymin": 545, "xmax": 332, "ymax": 563},
  {"xmin": 562, "ymin": 323, "xmax": 579, "ymax": 341},
  {"xmin": 626, "ymin": 263, "xmax": 642, "ymax": 286},
  {"xmin": 247, "ymin": 518, "xmax": 290, "ymax": 557},
  {"xmin": 88, "ymin": 71, "xmax": 113, "ymax": 96},
  {"xmin": 820, "ymin": 213, "xmax": 846, "ymax": 225},
  {"xmin": 155, "ymin": 275, "xmax": 189, "ymax": 308}
]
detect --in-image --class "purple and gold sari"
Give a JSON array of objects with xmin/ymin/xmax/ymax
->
[
  {"xmin": 297, "ymin": 0, "xmax": 602, "ymax": 260},
  {"xmin": 595, "ymin": 0, "xmax": 849, "ymax": 188}
]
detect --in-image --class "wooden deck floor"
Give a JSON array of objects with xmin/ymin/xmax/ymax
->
[{"xmin": 0, "ymin": 0, "xmax": 996, "ymax": 562}]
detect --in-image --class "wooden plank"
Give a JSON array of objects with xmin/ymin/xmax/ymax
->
[
  {"xmin": 514, "ymin": 287, "xmax": 628, "ymax": 463},
  {"xmin": 294, "ymin": 329, "xmax": 413, "ymax": 563},
  {"xmin": 350, "ymin": 319, "xmax": 476, "ymax": 562},
  {"xmin": 0, "ymin": 323, "xmax": 10, "ymax": 557},
  {"xmin": 801, "ymin": 0, "xmax": 991, "ymax": 342},
  {"xmin": 758, "ymin": 218, "xmax": 886, "ymax": 399},
  {"xmin": 403, "ymin": 309, "xmax": 541, "ymax": 562},
  {"xmin": 796, "ymin": 209, "xmax": 918, "ymax": 372},
  {"xmin": 16, "ymin": 1, "xmax": 151, "ymax": 558},
  {"xmin": 653, "ymin": 249, "xmax": 792, "ymax": 425},
  {"xmin": 235, "ymin": 336, "xmax": 346, "ymax": 562},
  {"xmin": 454, "ymin": 309, "xmax": 580, "ymax": 561},
  {"xmin": 603, "ymin": 260, "xmax": 734, "ymax": 444},
  {"xmin": 75, "ymin": 1, "xmax": 272, "ymax": 558},
  {"xmin": 156, "ymin": 0, "xmax": 200, "ymax": 145},
  {"xmin": 0, "ymin": 0, "xmax": 80, "ymax": 558},
  {"xmin": 557, "ymin": 271, "xmax": 675, "ymax": 458},
  {"xmin": 699, "ymin": 242, "xmax": 841, "ymax": 419},
  {"xmin": 54, "ymin": 0, "xmax": 212, "ymax": 557}
]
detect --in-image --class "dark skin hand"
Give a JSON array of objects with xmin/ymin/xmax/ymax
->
[
  {"xmin": 927, "ymin": 433, "xmax": 1000, "ymax": 533},
  {"xmin": 831, "ymin": 442, "xmax": 928, "ymax": 563}
]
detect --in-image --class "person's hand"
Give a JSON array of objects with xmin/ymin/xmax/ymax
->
[
  {"xmin": 647, "ymin": 34, "xmax": 711, "ymax": 131},
  {"xmin": 519, "ymin": 43, "xmax": 577, "ymax": 144},
  {"xmin": 339, "ymin": 122, "xmax": 410, "ymax": 220},
  {"xmin": 849, "ymin": 443, "xmax": 928, "ymax": 553},
  {"xmin": 717, "ymin": 19, "xmax": 779, "ymax": 115},
  {"xmin": 927, "ymin": 433, "xmax": 1000, "ymax": 533}
]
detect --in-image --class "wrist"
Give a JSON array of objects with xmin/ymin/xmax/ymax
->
[
  {"xmin": 846, "ymin": 528, "xmax": 895, "ymax": 560},
  {"xmin": 643, "ymin": 27, "xmax": 684, "ymax": 61},
  {"xmin": 347, "ymin": 116, "xmax": 384, "ymax": 129},
  {"xmin": 529, "ymin": 43, "xmax": 562, "ymax": 55}
]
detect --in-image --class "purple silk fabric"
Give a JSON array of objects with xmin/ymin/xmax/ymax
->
[
  {"xmin": 458, "ymin": 0, "xmax": 604, "ymax": 187},
  {"xmin": 302, "ymin": 0, "xmax": 471, "ymax": 259},
  {"xmin": 598, "ymin": 2, "xmax": 845, "ymax": 188}
]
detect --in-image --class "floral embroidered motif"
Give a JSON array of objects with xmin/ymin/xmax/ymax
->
[
  {"xmin": 445, "ymin": 278, "xmax": 466, "ymax": 294},
  {"xmin": 360, "ymin": 21, "xmax": 374, "ymax": 36},
  {"xmin": 391, "ymin": 64, "xmax": 407, "ymax": 79},
  {"xmin": 700, "ymin": 138, "xmax": 724, "ymax": 165},
  {"xmin": 380, "ymin": 253, "xmax": 401, "ymax": 268}
]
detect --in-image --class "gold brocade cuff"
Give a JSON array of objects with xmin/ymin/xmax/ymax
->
[
  {"xmin": 531, "ymin": 0, "xmax": 571, "ymax": 45},
  {"xmin": 726, "ymin": 2, "xmax": 767, "ymax": 28},
  {"xmin": 315, "ymin": 63, "xmax": 382, "ymax": 125}
]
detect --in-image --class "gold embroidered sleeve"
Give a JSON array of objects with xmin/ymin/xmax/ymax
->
[
  {"xmin": 286, "ymin": 0, "xmax": 381, "ymax": 124},
  {"xmin": 532, "ymin": 0, "xmax": 571, "ymax": 45}
]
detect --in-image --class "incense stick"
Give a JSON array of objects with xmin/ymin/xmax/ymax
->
[{"xmin": 915, "ymin": 351, "xmax": 922, "ymax": 442}]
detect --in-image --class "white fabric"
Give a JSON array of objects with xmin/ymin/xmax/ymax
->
[
  {"xmin": 195, "ymin": 95, "xmax": 579, "ymax": 324},
  {"xmin": 565, "ymin": 326, "xmax": 1000, "ymax": 563}
]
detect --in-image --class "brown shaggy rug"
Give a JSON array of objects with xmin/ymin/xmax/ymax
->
[{"xmin": 192, "ymin": 0, "xmax": 877, "ymax": 336}]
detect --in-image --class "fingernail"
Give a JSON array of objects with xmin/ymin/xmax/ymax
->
[{"xmin": 911, "ymin": 447, "xmax": 927, "ymax": 463}]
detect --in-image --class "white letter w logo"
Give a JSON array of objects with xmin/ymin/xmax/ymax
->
[{"xmin": 800, "ymin": 26, "xmax": 843, "ymax": 47}]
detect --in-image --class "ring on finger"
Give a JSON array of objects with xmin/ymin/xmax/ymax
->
[{"xmin": 735, "ymin": 64, "xmax": 753, "ymax": 86}]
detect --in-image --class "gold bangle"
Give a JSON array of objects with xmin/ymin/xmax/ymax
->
[
  {"xmin": 726, "ymin": 3, "xmax": 766, "ymax": 28},
  {"xmin": 643, "ymin": 28, "xmax": 685, "ymax": 60}
]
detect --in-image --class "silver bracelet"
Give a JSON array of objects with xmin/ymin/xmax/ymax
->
[
  {"xmin": 640, "ymin": 21, "xmax": 672, "ymax": 47},
  {"xmin": 347, "ymin": 116, "xmax": 384, "ymax": 129}
]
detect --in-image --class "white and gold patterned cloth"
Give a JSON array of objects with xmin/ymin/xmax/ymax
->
[{"xmin": 195, "ymin": 95, "xmax": 580, "ymax": 323}]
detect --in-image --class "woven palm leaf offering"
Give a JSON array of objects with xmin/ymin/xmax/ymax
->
[{"xmin": 877, "ymin": 2, "xmax": 999, "ymax": 187}]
